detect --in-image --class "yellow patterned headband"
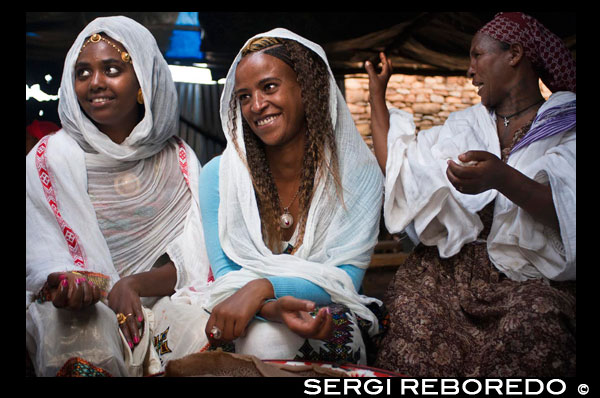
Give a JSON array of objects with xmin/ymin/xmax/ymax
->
[{"xmin": 79, "ymin": 33, "xmax": 132, "ymax": 64}]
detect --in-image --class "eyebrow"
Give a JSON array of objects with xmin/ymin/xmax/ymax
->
[
  {"xmin": 234, "ymin": 77, "xmax": 282, "ymax": 96},
  {"xmin": 75, "ymin": 58, "xmax": 123, "ymax": 68}
]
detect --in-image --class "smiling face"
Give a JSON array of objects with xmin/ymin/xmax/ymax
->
[
  {"xmin": 74, "ymin": 34, "xmax": 141, "ymax": 142},
  {"xmin": 234, "ymin": 51, "xmax": 307, "ymax": 150},
  {"xmin": 468, "ymin": 32, "xmax": 513, "ymax": 109}
]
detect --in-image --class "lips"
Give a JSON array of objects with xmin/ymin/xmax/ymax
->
[
  {"xmin": 88, "ymin": 96, "xmax": 115, "ymax": 106},
  {"xmin": 255, "ymin": 114, "xmax": 280, "ymax": 127}
]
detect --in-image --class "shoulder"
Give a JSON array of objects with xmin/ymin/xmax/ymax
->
[
  {"xmin": 198, "ymin": 155, "xmax": 222, "ymax": 205},
  {"xmin": 26, "ymin": 129, "xmax": 81, "ymax": 170},
  {"xmin": 200, "ymin": 155, "xmax": 221, "ymax": 182}
]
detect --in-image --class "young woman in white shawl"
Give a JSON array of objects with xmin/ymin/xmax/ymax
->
[
  {"xmin": 198, "ymin": 29, "xmax": 385, "ymax": 364},
  {"xmin": 365, "ymin": 12, "xmax": 575, "ymax": 376},
  {"xmin": 26, "ymin": 16, "xmax": 212, "ymax": 376}
]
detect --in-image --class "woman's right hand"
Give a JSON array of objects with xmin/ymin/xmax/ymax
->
[
  {"xmin": 365, "ymin": 52, "xmax": 393, "ymax": 100},
  {"xmin": 205, "ymin": 278, "xmax": 274, "ymax": 346},
  {"xmin": 46, "ymin": 272, "xmax": 102, "ymax": 310}
]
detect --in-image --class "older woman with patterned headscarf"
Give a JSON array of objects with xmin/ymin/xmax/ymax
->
[
  {"xmin": 198, "ymin": 28, "xmax": 385, "ymax": 364},
  {"xmin": 366, "ymin": 12, "xmax": 575, "ymax": 376},
  {"xmin": 26, "ymin": 16, "xmax": 212, "ymax": 376}
]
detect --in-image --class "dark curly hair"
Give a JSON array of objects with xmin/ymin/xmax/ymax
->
[{"xmin": 227, "ymin": 37, "xmax": 342, "ymax": 253}]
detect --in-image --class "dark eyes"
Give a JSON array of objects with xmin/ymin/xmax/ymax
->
[
  {"xmin": 75, "ymin": 65, "xmax": 121, "ymax": 80},
  {"xmin": 237, "ymin": 82, "xmax": 278, "ymax": 102}
]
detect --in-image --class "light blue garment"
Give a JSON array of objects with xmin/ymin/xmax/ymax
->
[{"xmin": 198, "ymin": 156, "xmax": 365, "ymax": 305}]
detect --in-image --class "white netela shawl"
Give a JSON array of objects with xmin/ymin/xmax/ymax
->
[
  {"xmin": 207, "ymin": 29, "xmax": 384, "ymax": 335},
  {"xmin": 26, "ymin": 16, "xmax": 211, "ymax": 306},
  {"xmin": 384, "ymin": 91, "xmax": 576, "ymax": 281}
]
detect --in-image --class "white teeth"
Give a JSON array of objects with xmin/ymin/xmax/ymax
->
[
  {"xmin": 92, "ymin": 98, "xmax": 111, "ymax": 103},
  {"xmin": 256, "ymin": 115, "xmax": 278, "ymax": 126}
]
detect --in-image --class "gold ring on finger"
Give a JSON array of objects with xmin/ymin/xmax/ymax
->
[{"xmin": 116, "ymin": 313, "xmax": 127, "ymax": 325}]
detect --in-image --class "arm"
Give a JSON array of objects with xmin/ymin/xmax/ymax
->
[
  {"xmin": 199, "ymin": 157, "xmax": 365, "ymax": 304},
  {"xmin": 267, "ymin": 264, "xmax": 365, "ymax": 305},
  {"xmin": 447, "ymin": 151, "xmax": 559, "ymax": 230},
  {"xmin": 198, "ymin": 156, "xmax": 243, "ymax": 278},
  {"xmin": 365, "ymin": 52, "xmax": 393, "ymax": 173}
]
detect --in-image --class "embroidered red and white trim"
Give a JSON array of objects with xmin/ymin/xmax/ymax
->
[
  {"xmin": 35, "ymin": 135, "xmax": 215, "ymax": 283},
  {"xmin": 35, "ymin": 136, "xmax": 87, "ymax": 269},
  {"xmin": 174, "ymin": 137, "xmax": 190, "ymax": 188}
]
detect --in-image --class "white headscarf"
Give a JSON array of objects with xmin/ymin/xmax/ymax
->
[
  {"xmin": 58, "ymin": 16, "xmax": 178, "ymax": 161},
  {"xmin": 26, "ymin": 16, "xmax": 211, "ymax": 305},
  {"xmin": 208, "ymin": 28, "xmax": 384, "ymax": 335}
]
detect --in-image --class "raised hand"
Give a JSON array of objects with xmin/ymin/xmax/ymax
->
[{"xmin": 365, "ymin": 52, "xmax": 393, "ymax": 100}]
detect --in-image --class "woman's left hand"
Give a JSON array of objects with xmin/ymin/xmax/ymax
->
[
  {"xmin": 275, "ymin": 296, "xmax": 334, "ymax": 340},
  {"xmin": 107, "ymin": 276, "xmax": 145, "ymax": 350},
  {"xmin": 446, "ymin": 150, "xmax": 509, "ymax": 194}
]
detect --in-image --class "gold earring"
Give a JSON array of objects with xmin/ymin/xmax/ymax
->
[{"xmin": 137, "ymin": 88, "xmax": 144, "ymax": 105}]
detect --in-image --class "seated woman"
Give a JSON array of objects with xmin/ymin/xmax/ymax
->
[
  {"xmin": 199, "ymin": 29, "xmax": 385, "ymax": 364},
  {"xmin": 365, "ymin": 12, "xmax": 575, "ymax": 376},
  {"xmin": 26, "ymin": 16, "xmax": 212, "ymax": 376}
]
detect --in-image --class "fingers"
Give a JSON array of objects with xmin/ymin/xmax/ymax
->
[
  {"xmin": 447, "ymin": 159, "xmax": 479, "ymax": 179},
  {"xmin": 279, "ymin": 296, "xmax": 315, "ymax": 313},
  {"xmin": 379, "ymin": 52, "xmax": 393, "ymax": 76},
  {"xmin": 116, "ymin": 309, "xmax": 144, "ymax": 350},
  {"xmin": 46, "ymin": 272, "xmax": 64, "ymax": 288},
  {"xmin": 52, "ymin": 277, "xmax": 70, "ymax": 308},
  {"xmin": 306, "ymin": 307, "xmax": 334, "ymax": 340},
  {"xmin": 205, "ymin": 315, "xmax": 227, "ymax": 347},
  {"xmin": 365, "ymin": 53, "xmax": 392, "ymax": 76}
]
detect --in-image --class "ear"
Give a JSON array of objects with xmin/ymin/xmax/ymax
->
[{"xmin": 508, "ymin": 42, "xmax": 525, "ymax": 66}]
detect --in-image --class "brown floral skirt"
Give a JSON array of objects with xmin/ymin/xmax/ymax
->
[{"xmin": 373, "ymin": 242, "xmax": 576, "ymax": 377}]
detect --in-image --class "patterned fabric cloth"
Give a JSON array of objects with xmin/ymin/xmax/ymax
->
[
  {"xmin": 478, "ymin": 12, "xmax": 576, "ymax": 93},
  {"xmin": 373, "ymin": 119, "xmax": 576, "ymax": 377},
  {"xmin": 56, "ymin": 357, "xmax": 113, "ymax": 377},
  {"xmin": 510, "ymin": 99, "xmax": 576, "ymax": 155}
]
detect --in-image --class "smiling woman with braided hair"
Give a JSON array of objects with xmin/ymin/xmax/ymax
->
[{"xmin": 198, "ymin": 29, "xmax": 385, "ymax": 364}]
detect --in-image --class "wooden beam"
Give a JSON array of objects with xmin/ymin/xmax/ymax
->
[{"xmin": 369, "ymin": 252, "xmax": 409, "ymax": 268}]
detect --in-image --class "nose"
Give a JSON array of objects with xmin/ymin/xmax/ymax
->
[
  {"xmin": 89, "ymin": 70, "xmax": 106, "ymax": 91},
  {"xmin": 250, "ymin": 91, "xmax": 267, "ymax": 114},
  {"xmin": 467, "ymin": 59, "xmax": 475, "ymax": 79}
]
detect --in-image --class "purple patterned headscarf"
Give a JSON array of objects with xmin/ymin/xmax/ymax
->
[{"xmin": 479, "ymin": 12, "xmax": 576, "ymax": 93}]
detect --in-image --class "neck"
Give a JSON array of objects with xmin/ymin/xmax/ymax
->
[
  {"xmin": 494, "ymin": 75, "xmax": 544, "ymax": 117},
  {"xmin": 265, "ymin": 131, "xmax": 306, "ymax": 183},
  {"xmin": 94, "ymin": 108, "xmax": 141, "ymax": 145}
]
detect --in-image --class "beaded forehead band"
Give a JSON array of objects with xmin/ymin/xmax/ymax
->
[{"xmin": 79, "ymin": 33, "xmax": 132, "ymax": 64}]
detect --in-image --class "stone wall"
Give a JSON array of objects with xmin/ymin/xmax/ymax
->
[{"xmin": 344, "ymin": 73, "xmax": 552, "ymax": 148}]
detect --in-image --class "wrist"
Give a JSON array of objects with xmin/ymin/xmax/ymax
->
[
  {"xmin": 256, "ymin": 298, "xmax": 279, "ymax": 322},
  {"xmin": 493, "ymin": 161, "xmax": 514, "ymax": 193},
  {"xmin": 119, "ymin": 274, "xmax": 142, "ymax": 296},
  {"xmin": 368, "ymin": 92, "xmax": 386, "ymax": 105},
  {"xmin": 248, "ymin": 278, "xmax": 275, "ymax": 302}
]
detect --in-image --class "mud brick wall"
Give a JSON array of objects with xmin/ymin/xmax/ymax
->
[{"xmin": 344, "ymin": 73, "xmax": 551, "ymax": 148}]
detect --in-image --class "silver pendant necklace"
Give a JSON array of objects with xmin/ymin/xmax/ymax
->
[
  {"xmin": 278, "ymin": 188, "xmax": 300, "ymax": 229},
  {"xmin": 496, "ymin": 98, "xmax": 544, "ymax": 127}
]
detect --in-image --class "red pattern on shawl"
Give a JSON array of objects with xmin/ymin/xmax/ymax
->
[{"xmin": 479, "ymin": 12, "xmax": 576, "ymax": 93}]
